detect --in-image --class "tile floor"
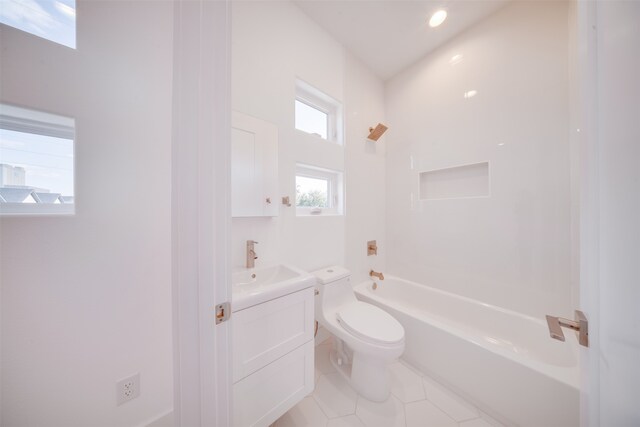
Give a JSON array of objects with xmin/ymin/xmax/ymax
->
[{"xmin": 273, "ymin": 339, "xmax": 505, "ymax": 427}]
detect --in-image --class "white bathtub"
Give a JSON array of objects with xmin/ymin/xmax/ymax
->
[{"xmin": 354, "ymin": 277, "xmax": 579, "ymax": 427}]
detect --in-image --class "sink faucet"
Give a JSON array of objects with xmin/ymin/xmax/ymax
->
[
  {"xmin": 370, "ymin": 270, "xmax": 384, "ymax": 280},
  {"xmin": 246, "ymin": 240, "xmax": 258, "ymax": 269}
]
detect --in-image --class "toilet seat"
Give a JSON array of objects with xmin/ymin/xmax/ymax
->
[{"xmin": 336, "ymin": 301, "xmax": 404, "ymax": 346}]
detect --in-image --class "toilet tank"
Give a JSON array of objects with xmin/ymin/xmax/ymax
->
[{"xmin": 312, "ymin": 266, "xmax": 358, "ymax": 314}]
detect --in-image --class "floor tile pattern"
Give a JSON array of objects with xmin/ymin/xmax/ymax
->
[{"xmin": 273, "ymin": 340, "xmax": 507, "ymax": 427}]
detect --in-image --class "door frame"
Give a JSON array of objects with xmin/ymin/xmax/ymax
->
[
  {"xmin": 578, "ymin": 0, "xmax": 640, "ymax": 425},
  {"xmin": 577, "ymin": 0, "xmax": 599, "ymax": 423},
  {"xmin": 171, "ymin": 0, "xmax": 232, "ymax": 425},
  {"xmin": 168, "ymin": 0, "xmax": 630, "ymax": 425}
]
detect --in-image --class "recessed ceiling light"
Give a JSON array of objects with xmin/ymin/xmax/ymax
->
[
  {"xmin": 429, "ymin": 10, "xmax": 447, "ymax": 28},
  {"xmin": 449, "ymin": 54, "xmax": 463, "ymax": 65},
  {"xmin": 464, "ymin": 90, "xmax": 478, "ymax": 99}
]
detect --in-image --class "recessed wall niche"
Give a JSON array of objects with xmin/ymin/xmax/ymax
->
[{"xmin": 419, "ymin": 162, "xmax": 489, "ymax": 200}]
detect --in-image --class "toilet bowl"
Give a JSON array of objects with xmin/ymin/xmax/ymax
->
[{"xmin": 313, "ymin": 266, "xmax": 405, "ymax": 402}]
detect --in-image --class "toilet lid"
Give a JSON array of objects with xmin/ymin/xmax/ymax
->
[{"xmin": 336, "ymin": 302, "xmax": 405, "ymax": 345}]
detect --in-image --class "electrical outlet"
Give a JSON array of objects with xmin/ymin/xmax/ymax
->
[{"xmin": 116, "ymin": 373, "xmax": 140, "ymax": 405}]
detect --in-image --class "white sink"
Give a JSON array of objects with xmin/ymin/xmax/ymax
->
[{"xmin": 232, "ymin": 264, "xmax": 316, "ymax": 311}]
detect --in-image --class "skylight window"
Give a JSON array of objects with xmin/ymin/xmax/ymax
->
[{"xmin": 0, "ymin": 0, "xmax": 76, "ymax": 49}]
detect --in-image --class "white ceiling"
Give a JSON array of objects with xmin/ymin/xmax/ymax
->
[{"xmin": 294, "ymin": 0, "xmax": 510, "ymax": 80}]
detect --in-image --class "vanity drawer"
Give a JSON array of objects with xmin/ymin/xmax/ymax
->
[
  {"xmin": 232, "ymin": 287, "xmax": 314, "ymax": 382},
  {"xmin": 232, "ymin": 340, "xmax": 314, "ymax": 427}
]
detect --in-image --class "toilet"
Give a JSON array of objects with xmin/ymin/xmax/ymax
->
[{"xmin": 313, "ymin": 266, "xmax": 405, "ymax": 402}]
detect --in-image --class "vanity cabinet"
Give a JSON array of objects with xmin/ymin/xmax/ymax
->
[
  {"xmin": 231, "ymin": 111, "xmax": 278, "ymax": 217},
  {"xmin": 232, "ymin": 287, "xmax": 315, "ymax": 427}
]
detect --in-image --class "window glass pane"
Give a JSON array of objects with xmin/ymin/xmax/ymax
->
[
  {"xmin": 296, "ymin": 175, "xmax": 329, "ymax": 208},
  {"xmin": 0, "ymin": 0, "xmax": 76, "ymax": 49},
  {"xmin": 0, "ymin": 128, "xmax": 74, "ymax": 204},
  {"xmin": 295, "ymin": 100, "xmax": 328, "ymax": 139}
]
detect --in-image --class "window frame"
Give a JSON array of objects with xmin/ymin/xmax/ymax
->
[
  {"xmin": 0, "ymin": 0, "xmax": 77, "ymax": 49},
  {"xmin": 0, "ymin": 104, "xmax": 75, "ymax": 216},
  {"xmin": 294, "ymin": 79, "xmax": 343, "ymax": 145},
  {"xmin": 295, "ymin": 164, "xmax": 343, "ymax": 216}
]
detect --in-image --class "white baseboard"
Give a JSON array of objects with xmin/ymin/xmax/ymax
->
[{"xmin": 143, "ymin": 410, "xmax": 174, "ymax": 427}]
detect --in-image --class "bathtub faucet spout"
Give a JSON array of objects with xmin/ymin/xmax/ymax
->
[{"xmin": 370, "ymin": 270, "xmax": 385, "ymax": 280}]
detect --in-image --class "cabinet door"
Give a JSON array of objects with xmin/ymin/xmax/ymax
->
[
  {"xmin": 232, "ymin": 287, "xmax": 314, "ymax": 383},
  {"xmin": 231, "ymin": 112, "xmax": 278, "ymax": 217},
  {"xmin": 232, "ymin": 341, "xmax": 314, "ymax": 427}
]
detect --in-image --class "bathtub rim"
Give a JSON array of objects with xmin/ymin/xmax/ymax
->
[{"xmin": 354, "ymin": 277, "xmax": 580, "ymax": 390}]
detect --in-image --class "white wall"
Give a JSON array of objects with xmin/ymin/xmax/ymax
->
[
  {"xmin": 344, "ymin": 55, "xmax": 387, "ymax": 285},
  {"xmin": 385, "ymin": 1, "xmax": 573, "ymax": 319},
  {"xmin": 594, "ymin": 1, "xmax": 640, "ymax": 424},
  {"xmin": 0, "ymin": 1, "xmax": 174, "ymax": 425},
  {"xmin": 231, "ymin": 1, "xmax": 386, "ymax": 282}
]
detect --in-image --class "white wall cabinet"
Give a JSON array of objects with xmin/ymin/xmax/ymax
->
[
  {"xmin": 232, "ymin": 111, "xmax": 278, "ymax": 217},
  {"xmin": 232, "ymin": 288, "xmax": 315, "ymax": 426}
]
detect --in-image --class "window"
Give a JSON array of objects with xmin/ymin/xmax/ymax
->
[
  {"xmin": 295, "ymin": 100, "xmax": 328, "ymax": 140},
  {"xmin": 0, "ymin": 0, "xmax": 76, "ymax": 49},
  {"xmin": 296, "ymin": 164, "xmax": 343, "ymax": 216},
  {"xmin": 295, "ymin": 79, "xmax": 343, "ymax": 144},
  {"xmin": 0, "ymin": 104, "xmax": 75, "ymax": 215}
]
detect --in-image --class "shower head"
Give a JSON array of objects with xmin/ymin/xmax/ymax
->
[{"xmin": 367, "ymin": 123, "xmax": 388, "ymax": 141}]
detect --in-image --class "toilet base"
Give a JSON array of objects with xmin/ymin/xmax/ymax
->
[{"xmin": 329, "ymin": 344, "xmax": 392, "ymax": 402}]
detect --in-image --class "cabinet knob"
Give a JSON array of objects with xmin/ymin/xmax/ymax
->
[{"xmin": 265, "ymin": 197, "xmax": 271, "ymax": 204}]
